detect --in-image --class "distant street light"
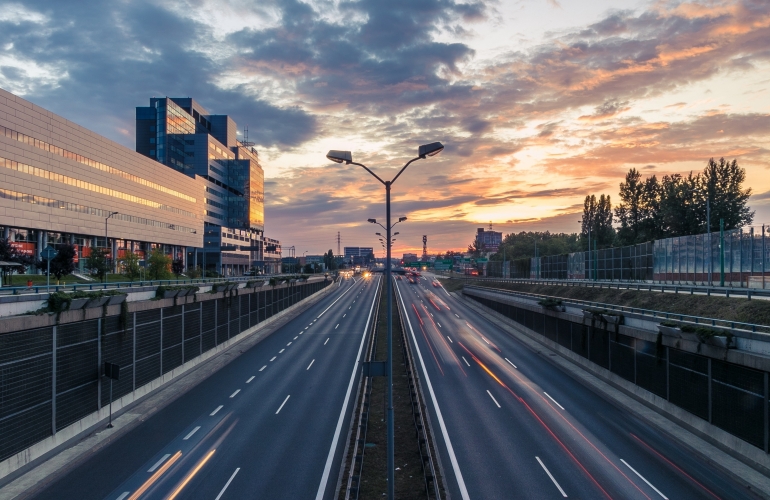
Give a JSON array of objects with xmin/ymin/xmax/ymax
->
[{"xmin": 327, "ymin": 142, "xmax": 443, "ymax": 500}]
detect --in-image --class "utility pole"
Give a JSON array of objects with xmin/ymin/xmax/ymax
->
[{"xmin": 337, "ymin": 232, "xmax": 341, "ymax": 257}]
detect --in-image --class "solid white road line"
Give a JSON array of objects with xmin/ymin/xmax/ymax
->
[
  {"xmin": 116, "ymin": 492, "xmax": 129, "ymax": 500},
  {"xmin": 148, "ymin": 454, "xmax": 171, "ymax": 472},
  {"xmin": 246, "ymin": 376, "xmax": 255, "ymax": 383},
  {"xmin": 486, "ymin": 390, "xmax": 501, "ymax": 408},
  {"xmin": 461, "ymin": 356, "xmax": 470, "ymax": 366},
  {"xmin": 621, "ymin": 459, "xmax": 669, "ymax": 499},
  {"xmin": 279, "ymin": 349, "xmax": 285, "ymax": 353},
  {"xmin": 324, "ymin": 338, "xmax": 329, "ymax": 345},
  {"xmin": 446, "ymin": 336, "xmax": 453, "ymax": 343},
  {"xmin": 276, "ymin": 395, "xmax": 291, "ymax": 414},
  {"xmin": 536, "ymin": 456, "xmax": 567, "ymax": 497},
  {"xmin": 210, "ymin": 405, "xmax": 223, "ymax": 416},
  {"xmin": 230, "ymin": 389, "xmax": 241, "ymax": 398},
  {"xmin": 544, "ymin": 392, "xmax": 565, "ymax": 410},
  {"xmin": 270, "ymin": 356, "xmax": 277, "ymax": 361},
  {"xmin": 394, "ymin": 282, "xmax": 470, "ymax": 500},
  {"xmin": 504, "ymin": 358, "xmax": 517, "ymax": 369},
  {"xmin": 315, "ymin": 276, "xmax": 380, "ymax": 500},
  {"xmin": 214, "ymin": 468, "xmax": 241, "ymax": 500},
  {"xmin": 183, "ymin": 426, "xmax": 201, "ymax": 440},
  {"xmin": 307, "ymin": 359, "xmax": 315, "ymax": 370},
  {"xmin": 259, "ymin": 365, "xmax": 266, "ymax": 371}
]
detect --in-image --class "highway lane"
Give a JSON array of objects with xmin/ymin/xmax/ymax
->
[
  {"xmin": 30, "ymin": 275, "xmax": 380, "ymax": 500},
  {"xmin": 396, "ymin": 274, "xmax": 758, "ymax": 500}
]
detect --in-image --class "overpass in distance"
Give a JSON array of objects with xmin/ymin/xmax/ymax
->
[{"xmin": 2, "ymin": 273, "xmax": 762, "ymax": 499}]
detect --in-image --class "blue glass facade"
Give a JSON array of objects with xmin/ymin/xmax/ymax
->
[{"xmin": 136, "ymin": 97, "xmax": 276, "ymax": 275}]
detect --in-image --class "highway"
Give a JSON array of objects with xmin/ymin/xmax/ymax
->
[
  {"xmin": 28, "ymin": 275, "xmax": 379, "ymax": 500},
  {"xmin": 396, "ymin": 273, "xmax": 759, "ymax": 500}
]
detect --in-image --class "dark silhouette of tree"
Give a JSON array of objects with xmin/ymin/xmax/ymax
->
[
  {"xmin": 50, "ymin": 244, "xmax": 76, "ymax": 281},
  {"xmin": 582, "ymin": 194, "xmax": 615, "ymax": 249},
  {"xmin": 702, "ymin": 157, "xmax": 753, "ymax": 232},
  {"xmin": 172, "ymin": 258, "xmax": 184, "ymax": 277},
  {"xmin": 86, "ymin": 247, "xmax": 110, "ymax": 281}
]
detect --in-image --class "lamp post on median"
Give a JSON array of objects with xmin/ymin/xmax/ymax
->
[{"xmin": 327, "ymin": 142, "xmax": 444, "ymax": 500}]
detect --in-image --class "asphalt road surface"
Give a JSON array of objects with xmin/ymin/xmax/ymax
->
[
  {"xmin": 396, "ymin": 273, "xmax": 759, "ymax": 500},
  {"xmin": 30, "ymin": 275, "xmax": 379, "ymax": 500}
]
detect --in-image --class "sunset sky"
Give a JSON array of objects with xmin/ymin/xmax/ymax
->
[{"xmin": 1, "ymin": 0, "xmax": 768, "ymax": 256}]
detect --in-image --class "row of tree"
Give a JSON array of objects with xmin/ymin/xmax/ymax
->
[
  {"xmin": 583, "ymin": 158, "xmax": 753, "ymax": 249},
  {"xmin": 0, "ymin": 239, "xmax": 185, "ymax": 285}
]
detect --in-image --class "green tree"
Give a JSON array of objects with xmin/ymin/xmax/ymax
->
[
  {"xmin": 493, "ymin": 231, "xmax": 580, "ymax": 262},
  {"xmin": 615, "ymin": 169, "xmax": 661, "ymax": 244},
  {"xmin": 303, "ymin": 263, "xmax": 314, "ymax": 274},
  {"xmin": 324, "ymin": 248, "xmax": 338, "ymax": 271},
  {"xmin": 172, "ymin": 258, "xmax": 184, "ymax": 278},
  {"xmin": 0, "ymin": 238, "xmax": 29, "ymax": 285},
  {"xmin": 119, "ymin": 250, "xmax": 141, "ymax": 282},
  {"xmin": 86, "ymin": 247, "xmax": 110, "ymax": 281},
  {"xmin": 50, "ymin": 244, "xmax": 76, "ymax": 281},
  {"xmin": 147, "ymin": 248, "xmax": 172, "ymax": 280},
  {"xmin": 702, "ymin": 157, "xmax": 753, "ymax": 232},
  {"xmin": 659, "ymin": 173, "xmax": 702, "ymax": 237},
  {"xmin": 582, "ymin": 194, "xmax": 615, "ymax": 249}
]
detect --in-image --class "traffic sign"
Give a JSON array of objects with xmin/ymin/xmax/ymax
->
[
  {"xmin": 40, "ymin": 246, "xmax": 57, "ymax": 261},
  {"xmin": 476, "ymin": 258, "xmax": 489, "ymax": 263}
]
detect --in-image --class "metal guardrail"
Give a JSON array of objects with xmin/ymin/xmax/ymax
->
[
  {"xmin": 346, "ymin": 278, "xmax": 382, "ymax": 500},
  {"xmin": 0, "ymin": 274, "xmax": 318, "ymax": 296},
  {"xmin": 396, "ymin": 281, "xmax": 442, "ymax": 500},
  {"xmin": 464, "ymin": 284, "xmax": 770, "ymax": 335},
  {"xmin": 442, "ymin": 274, "xmax": 770, "ymax": 300}
]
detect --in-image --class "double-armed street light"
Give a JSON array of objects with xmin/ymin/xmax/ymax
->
[{"xmin": 327, "ymin": 142, "xmax": 444, "ymax": 500}]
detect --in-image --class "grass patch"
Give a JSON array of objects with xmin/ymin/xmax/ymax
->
[{"xmin": 465, "ymin": 280, "xmax": 770, "ymax": 326}]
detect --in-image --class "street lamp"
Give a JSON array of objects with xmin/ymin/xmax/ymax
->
[
  {"xmin": 105, "ymin": 212, "xmax": 118, "ymax": 282},
  {"xmin": 328, "ymin": 143, "xmax": 443, "ymax": 500}
]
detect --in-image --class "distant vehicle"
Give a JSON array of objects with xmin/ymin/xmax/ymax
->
[
  {"xmin": 464, "ymin": 268, "xmax": 479, "ymax": 276},
  {"xmin": 243, "ymin": 270, "xmax": 256, "ymax": 276},
  {"xmin": 396, "ymin": 276, "xmax": 402, "ymax": 280},
  {"xmin": 432, "ymin": 281, "xmax": 439, "ymax": 287}
]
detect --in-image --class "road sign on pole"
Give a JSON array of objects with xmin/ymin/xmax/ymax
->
[
  {"xmin": 41, "ymin": 246, "xmax": 57, "ymax": 293},
  {"xmin": 104, "ymin": 362, "xmax": 120, "ymax": 428}
]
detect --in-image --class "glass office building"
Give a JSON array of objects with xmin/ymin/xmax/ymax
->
[{"xmin": 136, "ymin": 97, "xmax": 277, "ymax": 276}]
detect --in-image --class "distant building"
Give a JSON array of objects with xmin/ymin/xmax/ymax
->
[
  {"xmin": 476, "ymin": 227, "xmax": 502, "ymax": 253},
  {"xmin": 344, "ymin": 247, "xmax": 374, "ymax": 264},
  {"xmin": 402, "ymin": 253, "xmax": 418, "ymax": 262}
]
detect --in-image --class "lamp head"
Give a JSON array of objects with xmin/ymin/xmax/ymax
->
[
  {"xmin": 398, "ymin": 216, "xmax": 407, "ymax": 223},
  {"xmin": 327, "ymin": 150, "xmax": 352, "ymax": 164},
  {"xmin": 376, "ymin": 232, "xmax": 382, "ymax": 236},
  {"xmin": 393, "ymin": 232, "xmax": 399, "ymax": 236},
  {"xmin": 368, "ymin": 218, "xmax": 377, "ymax": 224},
  {"xmin": 418, "ymin": 142, "xmax": 444, "ymax": 158}
]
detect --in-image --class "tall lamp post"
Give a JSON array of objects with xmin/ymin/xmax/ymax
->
[
  {"xmin": 105, "ymin": 212, "xmax": 118, "ymax": 283},
  {"xmin": 327, "ymin": 142, "xmax": 444, "ymax": 500}
]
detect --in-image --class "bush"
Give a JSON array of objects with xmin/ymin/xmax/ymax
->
[{"xmin": 538, "ymin": 298, "xmax": 563, "ymax": 309}]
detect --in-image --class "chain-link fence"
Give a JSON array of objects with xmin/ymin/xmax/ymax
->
[{"xmin": 479, "ymin": 225, "xmax": 769, "ymax": 287}]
